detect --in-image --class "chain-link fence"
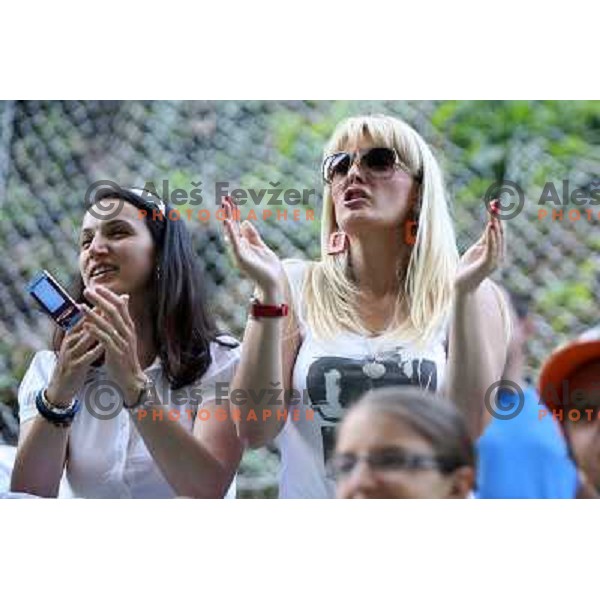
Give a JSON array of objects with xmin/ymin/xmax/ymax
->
[{"xmin": 1, "ymin": 101, "xmax": 599, "ymax": 492}]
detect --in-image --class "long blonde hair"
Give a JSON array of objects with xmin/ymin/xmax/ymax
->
[{"xmin": 303, "ymin": 114, "xmax": 459, "ymax": 346}]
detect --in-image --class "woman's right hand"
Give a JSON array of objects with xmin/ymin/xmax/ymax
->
[
  {"xmin": 221, "ymin": 196, "xmax": 285, "ymax": 301},
  {"xmin": 45, "ymin": 314, "xmax": 104, "ymax": 408}
]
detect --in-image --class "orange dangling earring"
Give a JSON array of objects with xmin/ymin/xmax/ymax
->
[
  {"xmin": 327, "ymin": 231, "xmax": 349, "ymax": 255},
  {"xmin": 404, "ymin": 218, "xmax": 418, "ymax": 246}
]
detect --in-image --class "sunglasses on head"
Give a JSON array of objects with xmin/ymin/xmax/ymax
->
[
  {"xmin": 128, "ymin": 186, "xmax": 167, "ymax": 215},
  {"xmin": 322, "ymin": 147, "xmax": 418, "ymax": 185}
]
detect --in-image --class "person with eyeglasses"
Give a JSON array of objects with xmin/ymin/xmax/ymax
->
[
  {"xmin": 10, "ymin": 186, "xmax": 242, "ymax": 498},
  {"xmin": 222, "ymin": 113, "xmax": 509, "ymax": 498},
  {"xmin": 332, "ymin": 387, "xmax": 475, "ymax": 499}
]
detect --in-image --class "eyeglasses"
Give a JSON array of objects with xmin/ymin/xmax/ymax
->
[
  {"xmin": 322, "ymin": 147, "xmax": 417, "ymax": 185},
  {"xmin": 328, "ymin": 447, "xmax": 457, "ymax": 481}
]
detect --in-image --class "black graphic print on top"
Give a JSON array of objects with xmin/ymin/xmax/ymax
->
[{"xmin": 305, "ymin": 350, "xmax": 439, "ymax": 465}]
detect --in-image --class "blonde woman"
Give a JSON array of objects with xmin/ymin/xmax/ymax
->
[{"xmin": 223, "ymin": 114, "xmax": 509, "ymax": 498}]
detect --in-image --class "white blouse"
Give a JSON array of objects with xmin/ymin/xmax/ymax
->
[
  {"xmin": 0, "ymin": 445, "xmax": 16, "ymax": 495},
  {"xmin": 18, "ymin": 338, "xmax": 241, "ymax": 499}
]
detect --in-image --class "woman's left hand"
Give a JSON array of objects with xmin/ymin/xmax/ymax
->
[
  {"xmin": 455, "ymin": 200, "xmax": 505, "ymax": 296},
  {"xmin": 81, "ymin": 286, "xmax": 147, "ymax": 404}
]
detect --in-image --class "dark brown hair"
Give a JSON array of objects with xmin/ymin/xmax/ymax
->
[{"xmin": 53, "ymin": 187, "xmax": 236, "ymax": 389}]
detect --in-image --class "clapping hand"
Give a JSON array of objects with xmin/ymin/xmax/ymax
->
[
  {"xmin": 81, "ymin": 286, "xmax": 147, "ymax": 405},
  {"xmin": 221, "ymin": 196, "xmax": 285, "ymax": 301},
  {"xmin": 455, "ymin": 200, "xmax": 505, "ymax": 296}
]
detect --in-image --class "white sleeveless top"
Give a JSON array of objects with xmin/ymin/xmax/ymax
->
[{"xmin": 275, "ymin": 260, "xmax": 449, "ymax": 498}]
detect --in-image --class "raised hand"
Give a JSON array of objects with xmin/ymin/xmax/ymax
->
[
  {"xmin": 455, "ymin": 200, "xmax": 505, "ymax": 295},
  {"xmin": 45, "ymin": 317, "xmax": 105, "ymax": 408},
  {"xmin": 81, "ymin": 285, "xmax": 147, "ymax": 404},
  {"xmin": 221, "ymin": 196, "xmax": 285, "ymax": 300}
]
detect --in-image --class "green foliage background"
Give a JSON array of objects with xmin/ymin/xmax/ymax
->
[{"xmin": 1, "ymin": 100, "xmax": 599, "ymax": 493}]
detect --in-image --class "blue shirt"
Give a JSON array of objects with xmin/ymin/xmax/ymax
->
[{"xmin": 476, "ymin": 385, "xmax": 578, "ymax": 498}]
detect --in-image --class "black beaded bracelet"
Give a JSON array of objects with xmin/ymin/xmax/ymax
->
[{"xmin": 35, "ymin": 389, "xmax": 80, "ymax": 427}]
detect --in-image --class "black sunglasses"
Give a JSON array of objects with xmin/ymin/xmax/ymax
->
[
  {"xmin": 327, "ymin": 447, "xmax": 459, "ymax": 480},
  {"xmin": 322, "ymin": 147, "xmax": 417, "ymax": 184}
]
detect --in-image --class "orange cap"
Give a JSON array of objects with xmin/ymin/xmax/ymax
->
[{"xmin": 538, "ymin": 339, "xmax": 600, "ymax": 412}]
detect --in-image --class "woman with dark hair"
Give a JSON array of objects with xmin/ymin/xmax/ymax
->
[
  {"xmin": 332, "ymin": 387, "xmax": 475, "ymax": 499},
  {"xmin": 11, "ymin": 187, "xmax": 242, "ymax": 498}
]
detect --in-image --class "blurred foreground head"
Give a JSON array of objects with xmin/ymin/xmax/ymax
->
[
  {"xmin": 539, "ymin": 332, "xmax": 600, "ymax": 489},
  {"xmin": 333, "ymin": 387, "xmax": 475, "ymax": 499}
]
